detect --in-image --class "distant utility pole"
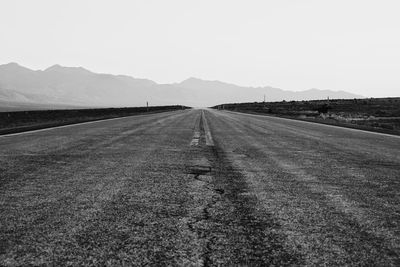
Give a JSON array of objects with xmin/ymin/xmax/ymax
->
[{"xmin": 263, "ymin": 94, "xmax": 266, "ymax": 109}]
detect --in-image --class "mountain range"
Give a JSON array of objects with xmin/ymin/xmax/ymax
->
[{"xmin": 0, "ymin": 63, "xmax": 363, "ymax": 110}]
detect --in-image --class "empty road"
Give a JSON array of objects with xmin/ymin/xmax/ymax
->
[{"xmin": 1, "ymin": 109, "xmax": 399, "ymax": 266}]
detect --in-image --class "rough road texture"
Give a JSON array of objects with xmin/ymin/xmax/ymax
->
[{"xmin": 1, "ymin": 109, "xmax": 399, "ymax": 266}]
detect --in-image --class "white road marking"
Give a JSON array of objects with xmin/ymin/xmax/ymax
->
[
  {"xmin": 190, "ymin": 111, "xmax": 202, "ymax": 146},
  {"xmin": 202, "ymin": 110, "xmax": 214, "ymax": 146},
  {"xmin": 190, "ymin": 131, "xmax": 200, "ymax": 146}
]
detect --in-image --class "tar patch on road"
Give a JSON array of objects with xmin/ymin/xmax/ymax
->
[{"xmin": 185, "ymin": 113, "xmax": 303, "ymax": 266}]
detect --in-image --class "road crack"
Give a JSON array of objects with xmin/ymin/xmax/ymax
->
[{"xmin": 184, "ymin": 110, "xmax": 303, "ymax": 265}]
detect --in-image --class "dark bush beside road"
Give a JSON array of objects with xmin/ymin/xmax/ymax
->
[{"xmin": 0, "ymin": 105, "xmax": 190, "ymax": 135}]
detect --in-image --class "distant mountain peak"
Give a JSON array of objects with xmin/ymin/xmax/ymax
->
[
  {"xmin": 4, "ymin": 62, "xmax": 21, "ymax": 67},
  {"xmin": 44, "ymin": 64, "xmax": 92, "ymax": 75},
  {"xmin": 44, "ymin": 64, "xmax": 63, "ymax": 71},
  {"xmin": 186, "ymin": 77, "xmax": 202, "ymax": 81},
  {"xmin": 304, "ymin": 88, "xmax": 322, "ymax": 92},
  {"xmin": 0, "ymin": 62, "xmax": 31, "ymax": 71},
  {"xmin": 180, "ymin": 77, "xmax": 203, "ymax": 84},
  {"xmin": 179, "ymin": 77, "xmax": 237, "ymax": 87}
]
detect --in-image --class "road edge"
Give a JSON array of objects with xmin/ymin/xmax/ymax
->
[
  {"xmin": 221, "ymin": 110, "xmax": 400, "ymax": 138},
  {"xmin": 0, "ymin": 110, "xmax": 183, "ymax": 137}
]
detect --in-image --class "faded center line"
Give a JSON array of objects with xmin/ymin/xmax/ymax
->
[
  {"xmin": 190, "ymin": 110, "xmax": 214, "ymax": 147},
  {"xmin": 190, "ymin": 131, "xmax": 200, "ymax": 146},
  {"xmin": 190, "ymin": 111, "xmax": 202, "ymax": 146},
  {"xmin": 201, "ymin": 110, "xmax": 214, "ymax": 146}
]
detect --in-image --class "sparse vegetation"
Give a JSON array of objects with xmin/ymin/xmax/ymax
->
[{"xmin": 212, "ymin": 97, "xmax": 400, "ymax": 135}]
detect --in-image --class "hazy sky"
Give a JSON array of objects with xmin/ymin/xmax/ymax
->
[{"xmin": 1, "ymin": 0, "xmax": 399, "ymax": 97}]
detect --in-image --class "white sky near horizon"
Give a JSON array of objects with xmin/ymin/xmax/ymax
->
[{"xmin": 0, "ymin": 0, "xmax": 399, "ymax": 97}]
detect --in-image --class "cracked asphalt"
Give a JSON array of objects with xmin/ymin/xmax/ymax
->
[{"xmin": 0, "ymin": 109, "xmax": 399, "ymax": 266}]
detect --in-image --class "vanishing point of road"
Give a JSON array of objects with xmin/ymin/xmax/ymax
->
[{"xmin": 1, "ymin": 109, "xmax": 399, "ymax": 266}]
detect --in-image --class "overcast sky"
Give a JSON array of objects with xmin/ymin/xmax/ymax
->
[{"xmin": 1, "ymin": 0, "xmax": 399, "ymax": 97}]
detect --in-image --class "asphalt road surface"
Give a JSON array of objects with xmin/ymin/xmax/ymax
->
[{"xmin": 1, "ymin": 109, "xmax": 399, "ymax": 266}]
